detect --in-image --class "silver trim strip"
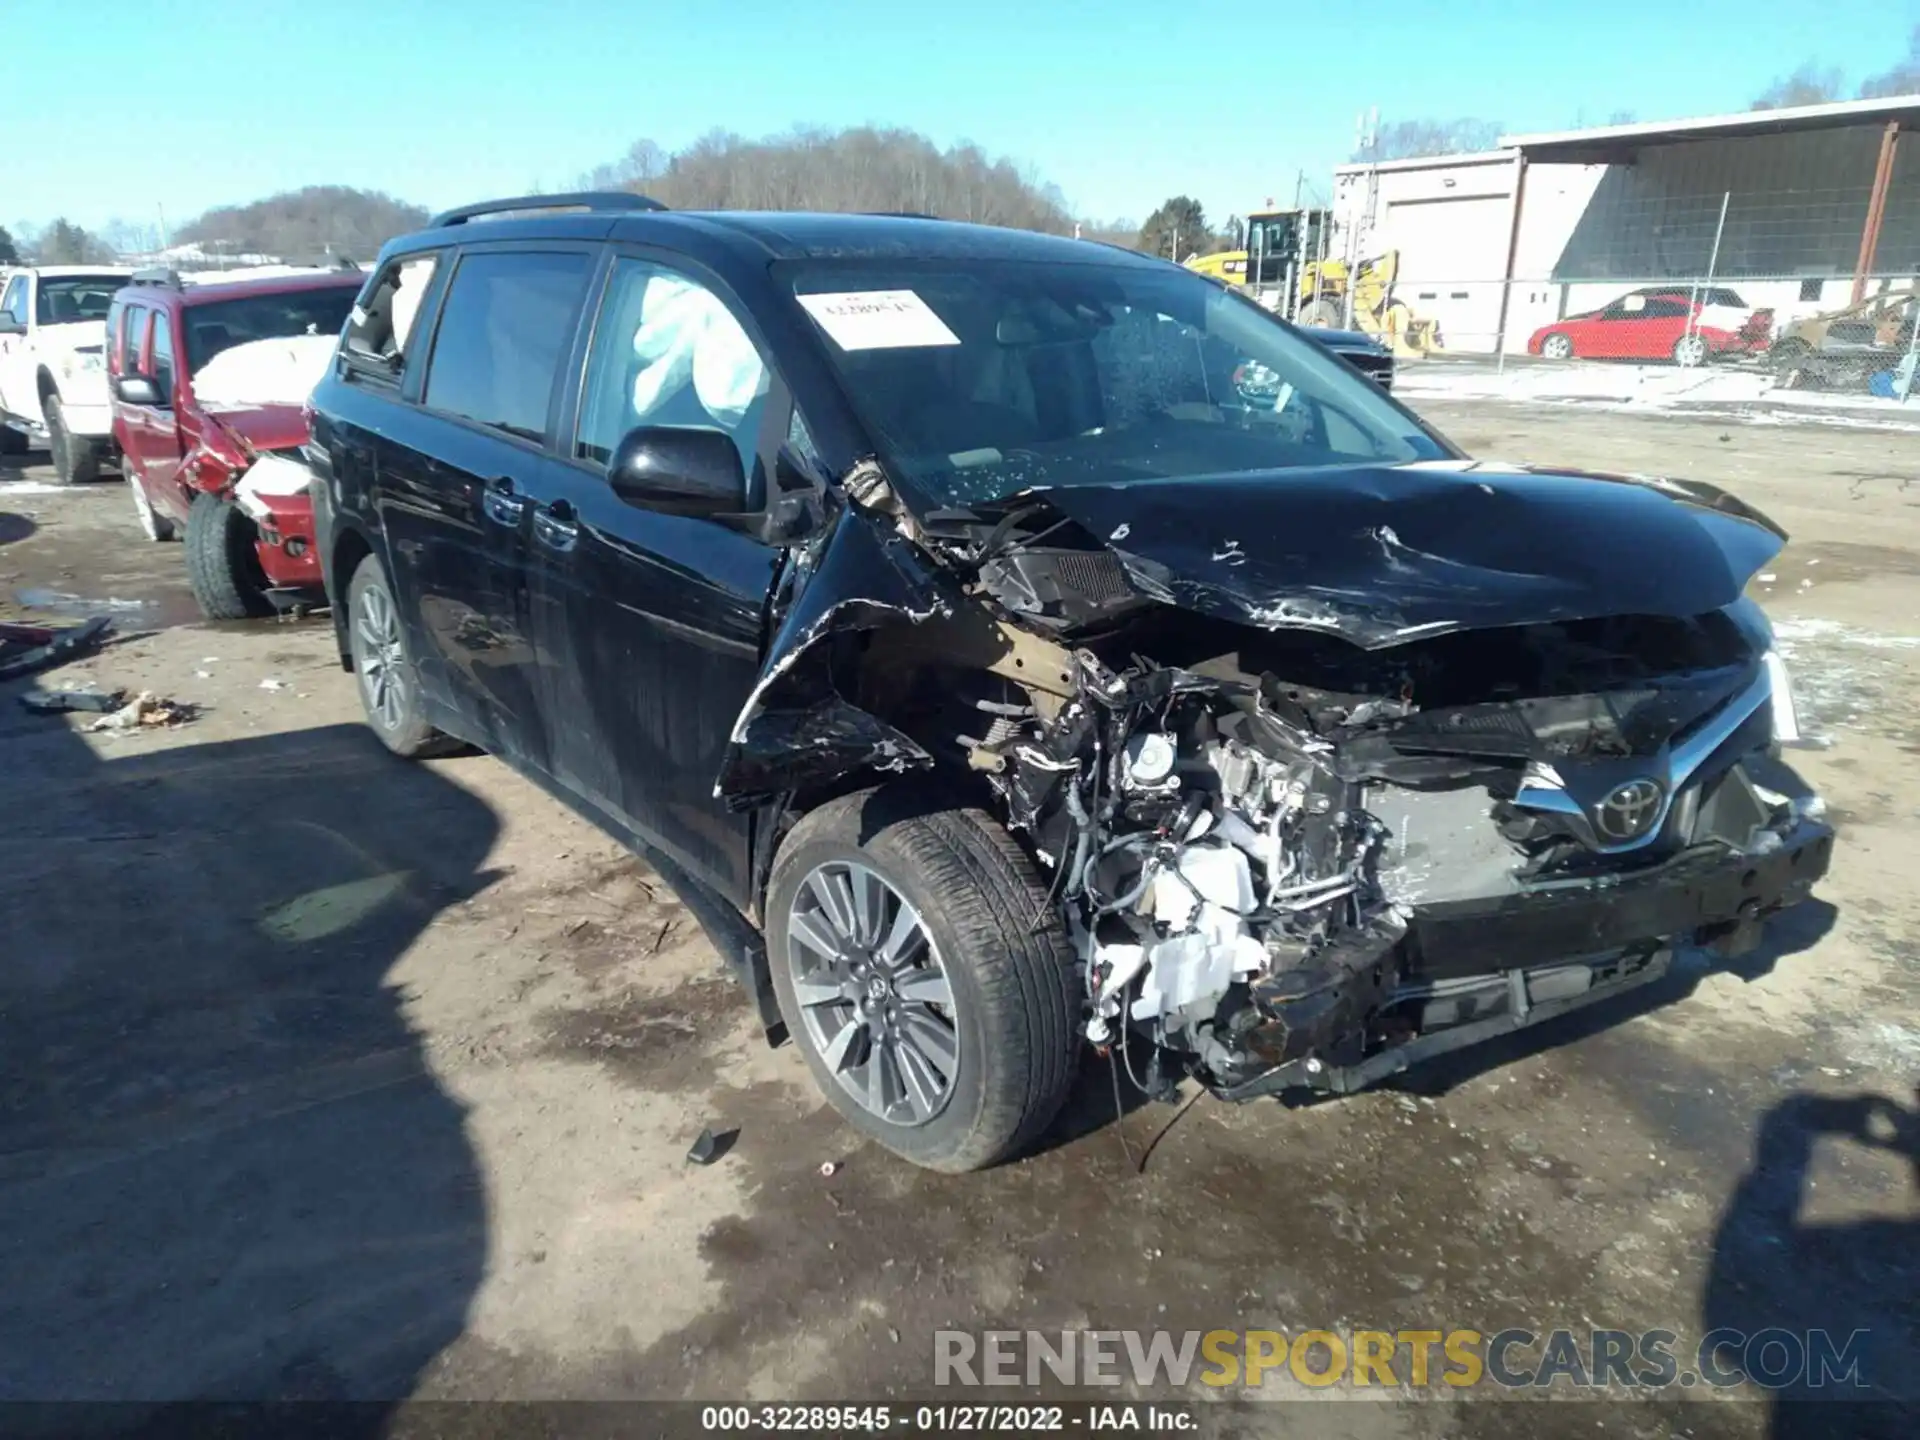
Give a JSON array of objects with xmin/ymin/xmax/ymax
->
[{"xmin": 1512, "ymin": 664, "xmax": 1774, "ymax": 854}]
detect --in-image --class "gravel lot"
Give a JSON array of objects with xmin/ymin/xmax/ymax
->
[{"xmin": 1, "ymin": 402, "xmax": 1914, "ymax": 1436}]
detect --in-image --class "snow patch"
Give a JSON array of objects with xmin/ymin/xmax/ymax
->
[{"xmin": 192, "ymin": 335, "xmax": 338, "ymax": 409}]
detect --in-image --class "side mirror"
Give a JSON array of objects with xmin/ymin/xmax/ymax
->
[
  {"xmin": 114, "ymin": 375, "xmax": 162, "ymax": 406},
  {"xmin": 0, "ymin": 316, "xmax": 25, "ymax": 337},
  {"xmin": 608, "ymin": 425, "xmax": 745, "ymax": 518}
]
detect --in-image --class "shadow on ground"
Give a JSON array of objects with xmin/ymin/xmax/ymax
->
[
  {"xmin": 1702, "ymin": 1086, "xmax": 1919, "ymax": 1439},
  {"xmin": 0, "ymin": 715, "xmax": 498, "ymax": 1409},
  {"xmin": 0, "ymin": 509, "xmax": 34, "ymax": 546}
]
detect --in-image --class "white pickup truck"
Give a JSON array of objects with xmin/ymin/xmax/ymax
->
[{"xmin": 0, "ymin": 265, "xmax": 134, "ymax": 483}]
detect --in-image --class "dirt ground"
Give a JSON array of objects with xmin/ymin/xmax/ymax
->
[{"xmin": 1, "ymin": 410, "xmax": 1915, "ymax": 1436}]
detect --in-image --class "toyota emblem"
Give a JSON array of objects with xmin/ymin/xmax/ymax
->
[{"xmin": 1594, "ymin": 779, "xmax": 1664, "ymax": 842}]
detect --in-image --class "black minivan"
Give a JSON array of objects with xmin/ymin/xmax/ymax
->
[{"xmin": 310, "ymin": 194, "xmax": 1829, "ymax": 1172}]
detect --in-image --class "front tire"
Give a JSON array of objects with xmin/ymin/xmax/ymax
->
[
  {"xmin": 184, "ymin": 491, "xmax": 273, "ymax": 619},
  {"xmin": 0, "ymin": 423, "xmax": 26, "ymax": 457},
  {"xmin": 1540, "ymin": 332, "xmax": 1575, "ymax": 361},
  {"xmin": 45, "ymin": 394, "xmax": 102, "ymax": 485},
  {"xmin": 346, "ymin": 552, "xmax": 457, "ymax": 758},
  {"xmin": 767, "ymin": 786, "xmax": 1081, "ymax": 1173},
  {"xmin": 1672, "ymin": 333, "xmax": 1709, "ymax": 367}
]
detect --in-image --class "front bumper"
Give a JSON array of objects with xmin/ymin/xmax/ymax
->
[
  {"xmin": 1407, "ymin": 821, "xmax": 1833, "ymax": 977},
  {"xmin": 1221, "ymin": 820, "xmax": 1833, "ymax": 1099}
]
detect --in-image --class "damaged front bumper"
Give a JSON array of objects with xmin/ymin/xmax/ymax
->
[{"xmin": 1222, "ymin": 818, "xmax": 1833, "ymax": 1101}]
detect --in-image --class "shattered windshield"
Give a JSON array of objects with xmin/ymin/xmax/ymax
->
[{"xmin": 785, "ymin": 257, "xmax": 1445, "ymax": 508}]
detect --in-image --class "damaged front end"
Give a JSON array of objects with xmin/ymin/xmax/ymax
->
[{"xmin": 720, "ymin": 462, "xmax": 1833, "ymax": 1102}]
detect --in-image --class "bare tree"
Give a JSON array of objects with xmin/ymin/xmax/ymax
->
[
  {"xmin": 1352, "ymin": 118, "xmax": 1505, "ymax": 162},
  {"xmin": 1858, "ymin": 25, "xmax": 1920, "ymax": 98},
  {"xmin": 575, "ymin": 125, "xmax": 1076, "ymax": 234},
  {"xmin": 1751, "ymin": 63, "xmax": 1846, "ymax": 110},
  {"xmin": 179, "ymin": 187, "xmax": 429, "ymax": 262},
  {"xmin": 34, "ymin": 219, "xmax": 115, "ymax": 265}
]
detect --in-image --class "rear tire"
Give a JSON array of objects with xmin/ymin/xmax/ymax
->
[
  {"xmin": 127, "ymin": 472, "xmax": 175, "ymax": 542},
  {"xmin": 45, "ymin": 394, "xmax": 101, "ymax": 485},
  {"xmin": 1295, "ymin": 299, "xmax": 1344, "ymax": 328},
  {"xmin": 766, "ymin": 785, "xmax": 1082, "ymax": 1173},
  {"xmin": 0, "ymin": 424, "xmax": 26, "ymax": 456},
  {"xmin": 184, "ymin": 491, "xmax": 273, "ymax": 619},
  {"xmin": 345, "ymin": 552, "xmax": 459, "ymax": 759}
]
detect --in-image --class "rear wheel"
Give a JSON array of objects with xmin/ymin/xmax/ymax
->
[
  {"xmin": 0, "ymin": 423, "xmax": 26, "ymax": 456},
  {"xmin": 45, "ymin": 394, "xmax": 101, "ymax": 485},
  {"xmin": 346, "ymin": 552, "xmax": 458, "ymax": 758},
  {"xmin": 184, "ymin": 491, "xmax": 273, "ymax": 619},
  {"xmin": 767, "ymin": 785, "xmax": 1082, "ymax": 1173},
  {"xmin": 126, "ymin": 471, "xmax": 175, "ymax": 542},
  {"xmin": 1540, "ymin": 332, "xmax": 1575, "ymax": 361}
]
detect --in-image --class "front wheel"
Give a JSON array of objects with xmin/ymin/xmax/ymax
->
[
  {"xmin": 1672, "ymin": 333, "xmax": 1709, "ymax": 367},
  {"xmin": 45, "ymin": 394, "xmax": 102, "ymax": 485},
  {"xmin": 767, "ymin": 787, "xmax": 1082, "ymax": 1173},
  {"xmin": 1540, "ymin": 332, "xmax": 1575, "ymax": 361},
  {"xmin": 184, "ymin": 491, "xmax": 272, "ymax": 618}
]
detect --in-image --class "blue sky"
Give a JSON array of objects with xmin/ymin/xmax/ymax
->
[{"xmin": 5, "ymin": 0, "xmax": 1915, "ymax": 237}]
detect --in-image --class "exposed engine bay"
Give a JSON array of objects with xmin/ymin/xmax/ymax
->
[{"xmin": 826, "ymin": 487, "xmax": 1834, "ymax": 1100}]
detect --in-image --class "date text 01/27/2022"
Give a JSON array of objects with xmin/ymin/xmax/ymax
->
[{"xmin": 697, "ymin": 1403, "xmax": 1198, "ymax": 1432}]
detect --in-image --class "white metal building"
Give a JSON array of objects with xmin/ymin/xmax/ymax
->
[{"xmin": 1331, "ymin": 95, "xmax": 1920, "ymax": 355}]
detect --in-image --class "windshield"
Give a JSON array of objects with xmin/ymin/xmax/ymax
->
[
  {"xmin": 785, "ymin": 258, "xmax": 1446, "ymax": 508},
  {"xmin": 184, "ymin": 286, "xmax": 360, "ymax": 375},
  {"xmin": 37, "ymin": 276, "xmax": 124, "ymax": 325}
]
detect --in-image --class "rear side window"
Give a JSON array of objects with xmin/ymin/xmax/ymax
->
[
  {"xmin": 424, "ymin": 250, "xmax": 592, "ymax": 442},
  {"xmin": 343, "ymin": 254, "xmax": 441, "ymax": 379}
]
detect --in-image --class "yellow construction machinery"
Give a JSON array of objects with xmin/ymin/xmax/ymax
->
[{"xmin": 1185, "ymin": 207, "xmax": 1443, "ymax": 357}]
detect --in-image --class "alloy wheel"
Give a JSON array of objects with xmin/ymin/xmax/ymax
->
[
  {"xmin": 354, "ymin": 581, "xmax": 408, "ymax": 733},
  {"xmin": 784, "ymin": 860, "xmax": 959, "ymax": 1127},
  {"xmin": 1543, "ymin": 334, "xmax": 1573, "ymax": 360},
  {"xmin": 1674, "ymin": 334, "xmax": 1707, "ymax": 367}
]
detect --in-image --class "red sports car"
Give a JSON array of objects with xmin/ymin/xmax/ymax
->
[{"xmin": 1529, "ymin": 287, "xmax": 1773, "ymax": 366}]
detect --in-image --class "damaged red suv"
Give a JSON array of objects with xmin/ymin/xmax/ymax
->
[{"xmin": 107, "ymin": 266, "xmax": 362, "ymax": 618}]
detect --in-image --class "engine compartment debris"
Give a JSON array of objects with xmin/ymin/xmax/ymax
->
[{"xmin": 718, "ymin": 457, "xmax": 1834, "ymax": 1103}]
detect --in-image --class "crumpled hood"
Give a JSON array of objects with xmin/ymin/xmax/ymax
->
[
  {"xmin": 1021, "ymin": 460, "xmax": 1786, "ymax": 648},
  {"xmin": 201, "ymin": 402, "xmax": 310, "ymax": 454}
]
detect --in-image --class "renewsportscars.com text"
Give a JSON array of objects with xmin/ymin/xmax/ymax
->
[{"xmin": 935, "ymin": 1327, "xmax": 1870, "ymax": 1392}]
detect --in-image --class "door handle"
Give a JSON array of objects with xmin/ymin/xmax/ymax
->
[
  {"xmin": 481, "ymin": 475, "xmax": 526, "ymax": 526},
  {"xmin": 532, "ymin": 499, "xmax": 578, "ymax": 552}
]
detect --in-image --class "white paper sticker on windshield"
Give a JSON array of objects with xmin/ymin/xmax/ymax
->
[{"xmin": 797, "ymin": 290, "xmax": 961, "ymax": 351}]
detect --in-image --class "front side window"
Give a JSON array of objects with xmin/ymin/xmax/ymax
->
[
  {"xmin": 575, "ymin": 259, "xmax": 771, "ymax": 473},
  {"xmin": 786, "ymin": 257, "xmax": 1444, "ymax": 509},
  {"xmin": 423, "ymin": 250, "xmax": 592, "ymax": 442},
  {"xmin": 2, "ymin": 276, "xmax": 26, "ymax": 326},
  {"xmin": 343, "ymin": 254, "xmax": 441, "ymax": 378},
  {"xmin": 150, "ymin": 317, "xmax": 175, "ymax": 403},
  {"xmin": 121, "ymin": 307, "xmax": 149, "ymax": 371},
  {"xmin": 183, "ymin": 285, "xmax": 360, "ymax": 376},
  {"xmin": 35, "ymin": 275, "xmax": 121, "ymax": 326}
]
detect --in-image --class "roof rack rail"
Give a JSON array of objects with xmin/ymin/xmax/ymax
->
[
  {"xmin": 130, "ymin": 267, "xmax": 183, "ymax": 289},
  {"xmin": 861, "ymin": 211, "xmax": 942, "ymax": 220},
  {"xmin": 428, "ymin": 192, "xmax": 668, "ymax": 228}
]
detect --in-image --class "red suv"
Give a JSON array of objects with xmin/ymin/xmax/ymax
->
[{"xmin": 106, "ymin": 267, "xmax": 362, "ymax": 618}]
